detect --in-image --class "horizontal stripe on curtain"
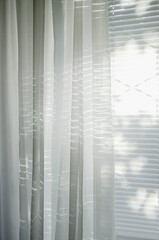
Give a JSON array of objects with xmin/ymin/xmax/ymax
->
[{"xmin": 0, "ymin": 1, "xmax": 114, "ymax": 240}]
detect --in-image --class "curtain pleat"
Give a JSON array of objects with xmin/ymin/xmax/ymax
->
[
  {"xmin": 0, "ymin": 0, "xmax": 19, "ymax": 239},
  {"xmin": 92, "ymin": 1, "xmax": 114, "ymax": 239},
  {"xmin": 16, "ymin": 0, "xmax": 33, "ymax": 239},
  {"xmin": 43, "ymin": 0, "xmax": 54, "ymax": 239},
  {"xmin": 0, "ymin": 1, "xmax": 114, "ymax": 240},
  {"xmin": 69, "ymin": 1, "xmax": 83, "ymax": 239},
  {"xmin": 31, "ymin": 0, "xmax": 45, "ymax": 239}
]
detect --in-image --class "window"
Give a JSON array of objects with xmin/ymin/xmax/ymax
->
[{"xmin": 109, "ymin": 1, "xmax": 159, "ymax": 239}]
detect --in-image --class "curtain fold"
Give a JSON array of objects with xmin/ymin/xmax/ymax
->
[
  {"xmin": 0, "ymin": 0, "xmax": 114, "ymax": 240},
  {"xmin": 0, "ymin": 0, "xmax": 19, "ymax": 239},
  {"xmin": 16, "ymin": 0, "xmax": 33, "ymax": 239}
]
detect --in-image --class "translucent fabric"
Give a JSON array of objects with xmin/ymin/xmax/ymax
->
[{"xmin": 0, "ymin": 1, "xmax": 114, "ymax": 240}]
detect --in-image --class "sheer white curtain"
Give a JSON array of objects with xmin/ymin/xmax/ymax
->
[
  {"xmin": 2, "ymin": 1, "xmax": 159, "ymax": 240},
  {"xmin": 0, "ymin": 0, "xmax": 114, "ymax": 240}
]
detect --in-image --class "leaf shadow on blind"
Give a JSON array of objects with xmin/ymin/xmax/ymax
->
[
  {"xmin": 109, "ymin": 0, "xmax": 159, "ymax": 50},
  {"xmin": 114, "ymin": 114, "xmax": 159, "ymax": 239}
]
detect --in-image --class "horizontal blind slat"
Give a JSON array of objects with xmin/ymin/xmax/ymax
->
[{"xmin": 109, "ymin": 0, "xmax": 159, "ymax": 239}]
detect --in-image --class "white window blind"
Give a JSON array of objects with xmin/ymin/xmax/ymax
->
[{"xmin": 108, "ymin": 1, "xmax": 159, "ymax": 239}]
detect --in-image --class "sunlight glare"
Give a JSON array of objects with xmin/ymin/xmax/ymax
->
[
  {"xmin": 129, "ymin": 188, "xmax": 147, "ymax": 211},
  {"xmin": 136, "ymin": 1, "xmax": 150, "ymax": 16},
  {"xmin": 129, "ymin": 157, "xmax": 147, "ymax": 173},
  {"xmin": 144, "ymin": 193, "xmax": 158, "ymax": 219}
]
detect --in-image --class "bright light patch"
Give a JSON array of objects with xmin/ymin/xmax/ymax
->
[
  {"xmin": 136, "ymin": 1, "xmax": 150, "ymax": 16},
  {"xmin": 113, "ymin": 40, "xmax": 156, "ymax": 86},
  {"xmin": 120, "ymin": 0, "xmax": 136, "ymax": 5},
  {"xmin": 115, "ymin": 162, "xmax": 127, "ymax": 175},
  {"xmin": 144, "ymin": 193, "xmax": 158, "ymax": 219},
  {"xmin": 129, "ymin": 188, "xmax": 147, "ymax": 211},
  {"xmin": 129, "ymin": 157, "xmax": 147, "ymax": 173}
]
